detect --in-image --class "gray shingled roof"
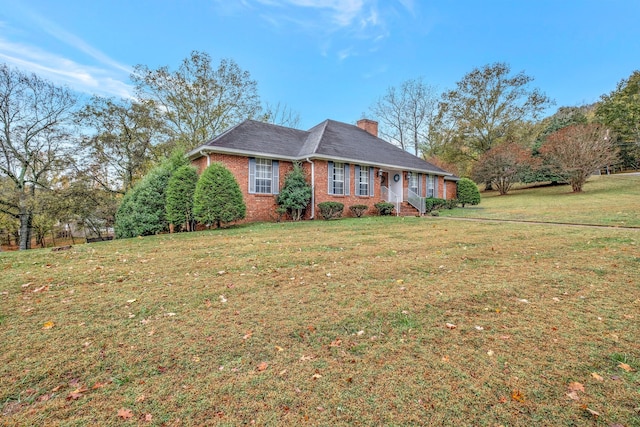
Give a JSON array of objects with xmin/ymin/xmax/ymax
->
[{"xmin": 187, "ymin": 119, "xmax": 451, "ymax": 175}]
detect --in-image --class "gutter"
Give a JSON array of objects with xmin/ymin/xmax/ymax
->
[
  {"xmin": 199, "ymin": 151, "xmax": 210, "ymax": 167},
  {"xmin": 306, "ymin": 158, "xmax": 315, "ymax": 219}
]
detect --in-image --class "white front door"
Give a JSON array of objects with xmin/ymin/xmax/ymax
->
[{"xmin": 389, "ymin": 171, "xmax": 403, "ymax": 202}]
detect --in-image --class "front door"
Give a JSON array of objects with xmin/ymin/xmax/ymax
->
[{"xmin": 388, "ymin": 170, "xmax": 403, "ymax": 203}]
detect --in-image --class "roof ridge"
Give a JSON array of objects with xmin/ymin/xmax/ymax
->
[{"xmin": 298, "ymin": 119, "xmax": 329, "ymax": 157}]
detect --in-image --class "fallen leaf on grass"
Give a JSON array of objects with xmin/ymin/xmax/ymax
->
[
  {"xmin": 618, "ymin": 362, "xmax": 635, "ymax": 372},
  {"xmin": 591, "ymin": 372, "xmax": 604, "ymax": 381},
  {"xmin": 117, "ymin": 408, "xmax": 134, "ymax": 419},
  {"xmin": 42, "ymin": 321, "xmax": 55, "ymax": 329},
  {"xmin": 257, "ymin": 362, "xmax": 268, "ymax": 372},
  {"xmin": 219, "ymin": 295, "xmax": 227, "ymax": 303},
  {"xmin": 275, "ymin": 346, "xmax": 284, "ymax": 352},
  {"xmin": 66, "ymin": 385, "xmax": 88, "ymax": 400},
  {"xmin": 511, "ymin": 390, "xmax": 525, "ymax": 403},
  {"xmin": 135, "ymin": 394, "xmax": 145, "ymax": 403},
  {"xmin": 311, "ymin": 373, "xmax": 322, "ymax": 380},
  {"xmin": 126, "ymin": 299, "xmax": 137, "ymax": 303},
  {"xmin": 329, "ymin": 338, "xmax": 342, "ymax": 347},
  {"xmin": 568, "ymin": 382, "xmax": 585, "ymax": 392},
  {"xmin": 445, "ymin": 323, "xmax": 456, "ymax": 330},
  {"xmin": 580, "ymin": 405, "xmax": 600, "ymax": 418},
  {"xmin": 299, "ymin": 355, "xmax": 313, "ymax": 361},
  {"xmin": 242, "ymin": 331, "xmax": 253, "ymax": 340},
  {"xmin": 566, "ymin": 391, "xmax": 580, "ymax": 401},
  {"xmin": 144, "ymin": 414, "xmax": 153, "ymax": 422},
  {"xmin": 92, "ymin": 381, "xmax": 108, "ymax": 390}
]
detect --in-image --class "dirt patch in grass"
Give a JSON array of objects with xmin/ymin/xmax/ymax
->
[{"xmin": 1, "ymin": 217, "xmax": 639, "ymax": 425}]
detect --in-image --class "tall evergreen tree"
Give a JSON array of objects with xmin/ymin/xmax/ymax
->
[
  {"xmin": 165, "ymin": 165, "xmax": 198, "ymax": 231},
  {"xmin": 193, "ymin": 163, "xmax": 246, "ymax": 228}
]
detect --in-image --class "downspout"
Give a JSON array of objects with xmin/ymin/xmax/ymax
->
[
  {"xmin": 199, "ymin": 150, "xmax": 210, "ymax": 167},
  {"xmin": 306, "ymin": 158, "xmax": 315, "ymax": 219}
]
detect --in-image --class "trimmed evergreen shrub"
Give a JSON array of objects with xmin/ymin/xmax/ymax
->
[
  {"xmin": 374, "ymin": 201, "xmax": 395, "ymax": 216},
  {"xmin": 457, "ymin": 178, "xmax": 481, "ymax": 207},
  {"xmin": 276, "ymin": 163, "xmax": 312, "ymax": 221},
  {"xmin": 165, "ymin": 165, "xmax": 198, "ymax": 231},
  {"xmin": 115, "ymin": 151, "xmax": 188, "ymax": 238},
  {"xmin": 193, "ymin": 163, "xmax": 246, "ymax": 228},
  {"xmin": 349, "ymin": 204, "xmax": 368, "ymax": 218},
  {"xmin": 445, "ymin": 199, "xmax": 459, "ymax": 209},
  {"xmin": 317, "ymin": 202, "xmax": 344, "ymax": 220},
  {"xmin": 424, "ymin": 197, "xmax": 447, "ymax": 213}
]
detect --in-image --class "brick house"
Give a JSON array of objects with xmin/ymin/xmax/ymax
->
[{"xmin": 187, "ymin": 118, "xmax": 458, "ymax": 222}]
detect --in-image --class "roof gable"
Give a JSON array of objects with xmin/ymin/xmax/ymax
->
[{"xmin": 188, "ymin": 119, "xmax": 450, "ymax": 175}]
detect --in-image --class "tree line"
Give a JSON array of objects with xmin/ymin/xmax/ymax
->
[
  {"xmin": 0, "ymin": 51, "xmax": 299, "ymax": 250},
  {"xmin": 369, "ymin": 63, "xmax": 639, "ymax": 193},
  {"xmin": 1, "ymin": 53, "xmax": 638, "ymax": 250}
]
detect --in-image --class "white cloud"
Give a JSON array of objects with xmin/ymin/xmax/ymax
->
[
  {"xmin": 0, "ymin": 8, "xmax": 133, "ymax": 99},
  {"xmin": 0, "ymin": 38, "xmax": 133, "ymax": 99}
]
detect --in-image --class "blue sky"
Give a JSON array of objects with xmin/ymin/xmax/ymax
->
[{"xmin": 1, "ymin": 0, "xmax": 638, "ymax": 130}]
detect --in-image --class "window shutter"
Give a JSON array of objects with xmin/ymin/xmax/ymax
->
[
  {"xmin": 369, "ymin": 167, "xmax": 374, "ymax": 196},
  {"xmin": 344, "ymin": 164, "xmax": 350, "ymax": 195},
  {"xmin": 272, "ymin": 160, "xmax": 279, "ymax": 194},
  {"xmin": 328, "ymin": 162, "xmax": 335, "ymax": 195},
  {"xmin": 248, "ymin": 158, "xmax": 256, "ymax": 194},
  {"xmin": 434, "ymin": 175, "xmax": 439, "ymax": 198},
  {"xmin": 354, "ymin": 165, "xmax": 360, "ymax": 195},
  {"xmin": 418, "ymin": 173, "xmax": 423, "ymax": 197}
]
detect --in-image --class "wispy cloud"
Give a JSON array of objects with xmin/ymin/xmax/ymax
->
[
  {"xmin": 0, "ymin": 39, "xmax": 133, "ymax": 99},
  {"xmin": 0, "ymin": 7, "xmax": 133, "ymax": 99},
  {"xmin": 232, "ymin": 0, "xmax": 418, "ymax": 59}
]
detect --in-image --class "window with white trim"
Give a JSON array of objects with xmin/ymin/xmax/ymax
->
[
  {"xmin": 249, "ymin": 158, "xmax": 279, "ymax": 194},
  {"xmin": 328, "ymin": 162, "xmax": 349, "ymax": 195},
  {"xmin": 427, "ymin": 175, "xmax": 435, "ymax": 198},
  {"xmin": 409, "ymin": 173, "xmax": 419, "ymax": 195},
  {"xmin": 358, "ymin": 166, "xmax": 369, "ymax": 196}
]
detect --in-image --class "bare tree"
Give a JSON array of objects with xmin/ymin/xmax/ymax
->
[
  {"xmin": 262, "ymin": 102, "xmax": 301, "ymax": 128},
  {"xmin": 132, "ymin": 51, "xmax": 261, "ymax": 151},
  {"xmin": 540, "ymin": 124, "xmax": 619, "ymax": 192},
  {"xmin": 0, "ymin": 64, "xmax": 76, "ymax": 250},
  {"xmin": 369, "ymin": 78, "xmax": 438, "ymax": 155}
]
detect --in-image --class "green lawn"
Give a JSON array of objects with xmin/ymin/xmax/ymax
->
[
  {"xmin": 440, "ymin": 174, "xmax": 640, "ymax": 227},
  {"xmin": 1, "ymin": 177, "xmax": 639, "ymax": 426}
]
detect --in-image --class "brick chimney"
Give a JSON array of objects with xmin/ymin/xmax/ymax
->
[{"xmin": 357, "ymin": 119, "xmax": 378, "ymax": 137}]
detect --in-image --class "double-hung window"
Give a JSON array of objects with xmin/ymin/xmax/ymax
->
[
  {"xmin": 328, "ymin": 162, "xmax": 350, "ymax": 195},
  {"xmin": 409, "ymin": 173, "xmax": 419, "ymax": 196},
  {"xmin": 249, "ymin": 158, "xmax": 279, "ymax": 194},
  {"xmin": 425, "ymin": 175, "xmax": 439, "ymax": 198},
  {"xmin": 354, "ymin": 165, "xmax": 374, "ymax": 196}
]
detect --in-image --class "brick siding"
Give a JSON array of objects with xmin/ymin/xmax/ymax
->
[{"xmin": 191, "ymin": 153, "xmax": 457, "ymax": 223}]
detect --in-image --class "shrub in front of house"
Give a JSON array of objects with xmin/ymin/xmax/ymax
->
[
  {"xmin": 457, "ymin": 178, "xmax": 481, "ymax": 207},
  {"xmin": 445, "ymin": 198, "xmax": 459, "ymax": 209},
  {"xmin": 349, "ymin": 204, "xmax": 368, "ymax": 218},
  {"xmin": 166, "ymin": 165, "xmax": 198, "ymax": 232},
  {"xmin": 276, "ymin": 163, "xmax": 312, "ymax": 221},
  {"xmin": 115, "ymin": 151, "xmax": 188, "ymax": 238},
  {"xmin": 424, "ymin": 197, "xmax": 447, "ymax": 213},
  {"xmin": 317, "ymin": 202, "xmax": 344, "ymax": 220},
  {"xmin": 193, "ymin": 163, "xmax": 246, "ymax": 228},
  {"xmin": 374, "ymin": 201, "xmax": 395, "ymax": 216}
]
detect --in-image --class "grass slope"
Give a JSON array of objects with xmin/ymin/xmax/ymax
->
[
  {"xmin": 441, "ymin": 174, "xmax": 640, "ymax": 227},
  {"xmin": 1, "ymin": 180, "xmax": 639, "ymax": 426}
]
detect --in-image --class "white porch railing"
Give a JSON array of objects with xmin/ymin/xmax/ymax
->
[
  {"xmin": 381, "ymin": 186, "xmax": 400, "ymax": 217},
  {"xmin": 406, "ymin": 188, "xmax": 426, "ymax": 215}
]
